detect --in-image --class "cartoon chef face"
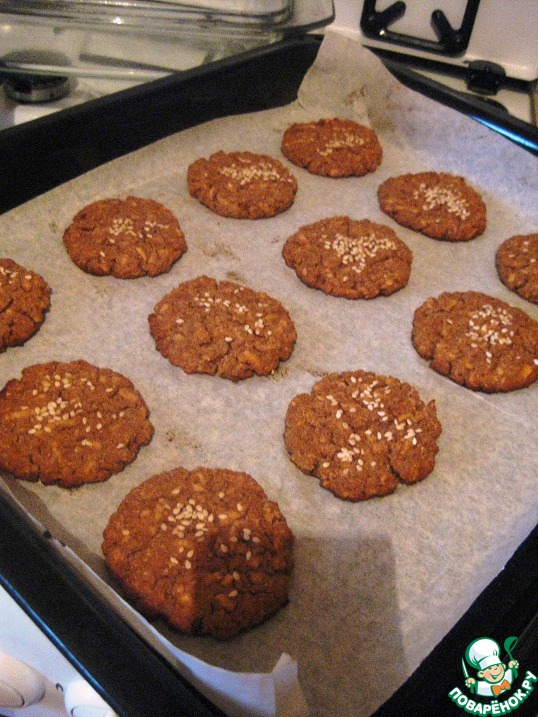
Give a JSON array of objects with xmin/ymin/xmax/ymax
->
[{"xmin": 479, "ymin": 661, "xmax": 506, "ymax": 684}]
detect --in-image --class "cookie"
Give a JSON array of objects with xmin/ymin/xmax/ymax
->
[
  {"xmin": 412, "ymin": 291, "xmax": 538, "ymax": 392},
  {"xmin": 102, "ymin": 466, "xmax": 294, "ymax": 639},
  {"xmin": 187, "ymin": 151, "xmax": 297, "ymax": 219},
  {"xmin": 0, "ymin": 360, "xmax": 153, "ymax": 487},
  {"xmin": 0, "ymin": 258, "xmax": 51, "ymax": 352},
  {"xmin": 149, "ymin": 275, "xmax": 296, "ymax": 381},
  {"xmin": 63, "ymin": 196, "xmax": 187, "ymax": 278},
  {"xmin": 282, "ymin": 216, "xmax": 412, "ymax": 299},
  {"xmin": 285, "ymin": 370, "xmax": 441, "ymax": 501},
  {"xmin": 280, "ymin": 118, "xmax": 382, "ymax": 177},
  {"xmin": 378, "ymin": 172, "xmax": 486, "ymax": 241},
  {"xmin": 495, "ymin": 233, "xmax": 538, "ymax": 304}
]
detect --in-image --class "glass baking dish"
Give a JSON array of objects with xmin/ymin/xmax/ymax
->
[
  {"xmin": 0, "ymin": 0, "xmax": 333, "ymax": 81},
  {"xmin": 0, "ymin": 0, "xmax": 294, "ymax": 26}
]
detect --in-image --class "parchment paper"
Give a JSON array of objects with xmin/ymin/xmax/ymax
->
[{"xmin": 1, "ymin": 28, "xmax": 537, "ymax": 717}]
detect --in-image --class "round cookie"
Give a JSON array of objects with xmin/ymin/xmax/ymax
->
[
  {"xmin": 102, "ymin": 466, "xmax": 294, "ymax": 639},
  {"xmin": 412, "ymin": 291, "xmax": 538, "ymax": 392},
  {"xmin": 0, "ymin": 360, "xmax": 153, "ymax": 487},
  {"xmin": 148, "ymin": 275, "xmax": 296, "ymax": 381},
  {"xmin": 284, "ymin": 370, "xmax": 442, "ymax": 501},
  {"xmin": 378, "ymin": 172, "xmax": 486, "ymax": 241},
  {"xmin": 187, "ymin": 151, "xmax": 297, "ymax": 219},
  {"xmin": 280, "ymin": 118, "xmax": 382, "ymax": 177},
  {"xmin": 495, "ymin": 233, "xmax": 538, "ymax": 304},
  {"xmin": 63, "ymin": 196, "xmax": 187, "ymax": 278},
  {"xmin": 0, "ymin": 258, "xmax": 51, "ymax": 352},
  {"xmin": 282, "ymin": 216, "xmax": 412, "ymax": 299}
]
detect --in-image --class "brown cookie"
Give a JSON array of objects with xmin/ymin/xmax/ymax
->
[
  {"xmin": 495, "ymin": 233, "xmax": 538, "ymax": 304},
  {"xmin": 149, "ymin": 275, "xmax": 296, "ymax": 381},
  {"xmin": 378, "ymin": 172, "xmax": 486, "ymax": 241},
  {"xmin": 102, "ymin": 466, "xmax": 294, "ymax": 639},
  {"xmin": 187, "ymin": 151, "xmax": 297, "ymax": 219},
  {"xmin": 0, "ymin": 360, "xmax": 153, "ymax": 487},
  {"xmin": 282, "ymin": 216, "xmax": 412, "ymax": 299},
  {"xmin": 412, "ymin": 291, "xmax": 538, "ymax": 392},
  {"xmin": 280, "ymin": 118, "xmax": 382, "ymax": 177},
  {"xmin": 63, "ymin": 196, "xmax": 187, "ymax": 278},
  {"xmin": 285, "ymin": 370, "xmax": 441, "ymax": 501},
  {"xmin": 0, "ymin": 258, "xmax": 51, "ymax": 352}
]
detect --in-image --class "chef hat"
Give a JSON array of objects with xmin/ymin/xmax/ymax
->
[{"xmin": 466, "ymin": 638, "xmax": 502, "ymax": 671}]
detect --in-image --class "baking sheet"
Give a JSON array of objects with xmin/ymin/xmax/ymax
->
[{"xmin": 1, "ymin": 27, "xmax": 537, "ymax": 717}]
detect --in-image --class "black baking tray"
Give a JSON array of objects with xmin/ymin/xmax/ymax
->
[{"xmin": 0, "ymin": 33, "xmax": 536, "ymax": 717}]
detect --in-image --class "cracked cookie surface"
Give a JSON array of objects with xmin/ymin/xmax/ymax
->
[
  {"xmin": 412, "ymin": 291, "xmax": 538, "ymax": 392},
  {"xmin": 0, "ymin": 360, "xmax": 153, "ymax": 487},
  {"xmin": 282, "ymin": 216, "xmax": 412, "ymax": 299},
  {"xmin": 102, "ymin": 466, "xmax": 294, "ymax": 639},
  {"xmin": 149, "ymin": 275, "xmax": 296, "ymax": 381},
  {"xmin": 63, "ymin": 196, "xmax": 187, "ymax": 278},
  {"xmin": 0, "ymin": 258, "xmax": 51, "ymax": 352},
  {"xmin": 378, "ymin": 172, "xmax": 486, "ymax": 241},
  {"xmin": 284, "ymin": 370, "xmax": 441, "ymax": 501},
  {"xmin": 281, "ymin": 118, "xmax": 382, "ymax": 177},
  {"xmin": 187, "ymin": 151, "xmax": 297, "ymax": 219},
  {"xmin": 495, "ymin": 233, "xmax": 538, "ymax": 304}
]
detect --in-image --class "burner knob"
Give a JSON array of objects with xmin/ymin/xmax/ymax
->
[{"xmin": 0, "ymin": 650, "xmax": 46, "ymax": 707}]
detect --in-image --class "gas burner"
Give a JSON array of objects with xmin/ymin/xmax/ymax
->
[
  {"xmin": 1, "ymin": 50, "xmax": 72, "ymax": 104},
  {"xmin": 3, "ymin": 73, "xmax": 71, "ymax": 104}
]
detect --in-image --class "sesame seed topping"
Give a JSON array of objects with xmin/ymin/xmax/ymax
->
[
  {"xmin": 219, "ymin": 160, "xmax": 293, "ymax": 186},
  {"xmin": 413, "ymin": 182, "xmax": 470, "ymax": 220},
  {"xmin": 324, "ymin": 231, "xmax": 397, "ymax": 274},
  {"xmin": 465, "ymin": 304, "xmax": 514, "ymax": 355},
  {"xmin": 317, "ymin": 132, "xmax": 364, "ymax": 156}
]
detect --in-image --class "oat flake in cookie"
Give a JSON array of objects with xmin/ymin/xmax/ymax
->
[
  {"xmin": 0, "ymin": 360, "xmax": 153, "ymax": 487},
  {"xmin": 284, "ymin": 370, "xmax": 442, "ymax": 501},
  {"xmin": 0, "ymin": 258, "xmax": 51, "ymax": 352},
  {"xmin": 102, "ymin": 466, "xmax": 294, "ymax": 639},
  {"xmin": 187, "ymin": 151, "xmax": 297, "ymax": 219},
  {"xmin": 495, "ymin": 233, "xmax": 538, "ymax": 304},
  {"xmin": 63, "ymin": 197, "xmax": 187, "ymax": 278},
  {"xmin": 281, "ymin": 118, "xmax": 383, "ymax": 178},
  {"xmin": 149, "ymin": 275, "xmax": 296, "ymax": 381},
  {"xmin": 412, "ymin": 291, "xmax": 538, "ymax": 392},
  {"xmin": 378, "ymin": 172, "xmax": 486, "ymax": 241},
  {"xmin": 282, "ymin": 216, "xmax": 412, "ymax": 299}
]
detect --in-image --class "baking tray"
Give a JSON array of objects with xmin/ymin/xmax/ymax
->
[{"xmin": 0, "ymin": 32, "xmax": 532, "ymax": 716}]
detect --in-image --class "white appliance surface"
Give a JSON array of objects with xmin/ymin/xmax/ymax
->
[{"xmin": 0, "ymin": 584, "xmax": 117, "ymax": 717}]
